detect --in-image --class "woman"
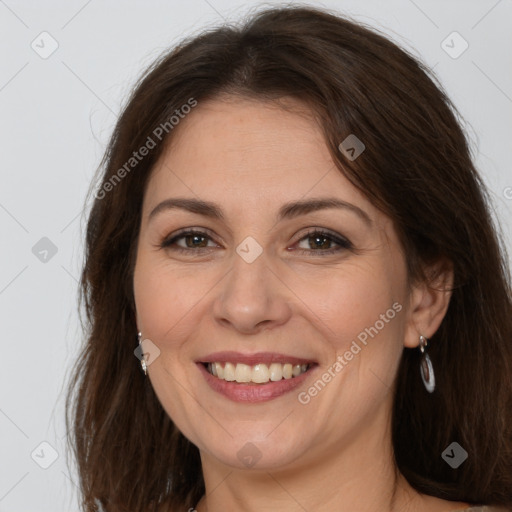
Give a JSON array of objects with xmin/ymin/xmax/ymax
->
[{"xmin": 66, "ymin": 5, "xmax": 512, "ymax": 512}]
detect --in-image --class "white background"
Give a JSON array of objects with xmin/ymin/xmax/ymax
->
[{"xmin": 0, "ymin": 1, "xmax": 511, "ymax": 510}]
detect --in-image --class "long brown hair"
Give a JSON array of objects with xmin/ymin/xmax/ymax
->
[{"xmin": 65, "ymin": 5, "xmax": 512, "ymax": 511}]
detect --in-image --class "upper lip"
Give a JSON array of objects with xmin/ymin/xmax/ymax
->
[{"xmin": 197, "ymin": 351, "xmax": 317, "ymax": 367}]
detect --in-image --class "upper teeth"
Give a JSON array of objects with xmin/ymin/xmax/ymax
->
[{"xmin": 207, "ymin": 362, "xmax": 310, "ymax": 383}]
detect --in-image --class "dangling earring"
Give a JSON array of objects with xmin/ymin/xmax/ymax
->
[
  {"xmin": 137, "ymin": 331, "xmax": 147, "ymax": 376},
  {"xmin": 419, "ymin": 335, "xmax": 435, "ymax": 393}
]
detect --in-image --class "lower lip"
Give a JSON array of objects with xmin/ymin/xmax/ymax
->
[{"xmin": 197, "ymin": 363, "xmax": 317, "ymax": 403}]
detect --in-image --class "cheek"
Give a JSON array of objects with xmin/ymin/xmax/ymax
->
[
  {"xmin": 308, "ymin": 268, "xmax": 404, "ymax": 404},
  {"xmin": 297, "ymin": 260, "xmax": 400, "ymax": 343},
  {"xmin": 133, "ymin": 259, "xmax": 201, "ymax": 423},
  {"xmin": 134, "ymin": 256, "xmax": 204, "ymax": 340},
  {"xmin": 297, "ymin": 259, "xmax": 406, "ymax": 404}
]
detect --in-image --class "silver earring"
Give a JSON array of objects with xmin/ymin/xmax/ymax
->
[
  {"xmin": 137, "ymin": 331, "xmax": 147, "ymax": 376},
  {"xmin": 419, "ymin": 335, "xmax": 435, "ymax": 393}
]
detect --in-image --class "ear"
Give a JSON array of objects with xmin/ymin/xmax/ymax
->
[
  {"xmin": 135, "ymin": 309, "xmax": 142, "ymax": 334},
  {"xmin": 403, "ymin": 258, "xmax": 454, "ymax": 348}
]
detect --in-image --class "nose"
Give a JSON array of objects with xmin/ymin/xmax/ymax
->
[{"xmin": 212, "ymin": 248, "xmax": 293, "ymax": 335}]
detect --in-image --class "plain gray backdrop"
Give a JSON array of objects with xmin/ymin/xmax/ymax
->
[{"xmin": 0, "ymin": 1, "xmax": 511, "ymax": 510}]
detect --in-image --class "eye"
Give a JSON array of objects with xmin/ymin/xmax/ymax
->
[
  {"xmin": 158, "ymin": 227, "xmax": 352, "ymax": 256},
  {"xmin": 159, "ymin": 229, "xmax": 218, "ymax": 254},
  {"xmin": 292, "ymin": 228, "xmax": 352, "ymax": 256}
]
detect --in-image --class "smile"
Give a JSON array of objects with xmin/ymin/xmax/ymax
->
[
  {"xmin": 204, "ymin": 361, "xmax": 311, "ymax": 384},
  {"xmin": 196, "ymin": 351, "xmax": 318, "ymax": 402}
]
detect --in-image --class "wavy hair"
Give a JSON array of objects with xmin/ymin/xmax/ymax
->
[{"xmin": 65, "ymin": 5, "xmax": 512, "ymax": 511}]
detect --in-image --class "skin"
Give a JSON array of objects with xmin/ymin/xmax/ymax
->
[{"xmin": 133, "ymin": 96, "xmax": 470, "ymax": 512}]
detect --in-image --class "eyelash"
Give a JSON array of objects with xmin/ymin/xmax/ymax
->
[{"xmin": 158, "ymin": 227, "xmax": 352, "ymax": 256}]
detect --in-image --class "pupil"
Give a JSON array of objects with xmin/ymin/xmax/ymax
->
[
  {"xmin": 187, "ymin": 235, "xmax": 206, "ymax": 248},
  {"xmin": 311, "ymin": 235, "xmax": 329, "ymax": 249}
]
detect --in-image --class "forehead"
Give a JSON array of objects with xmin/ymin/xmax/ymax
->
[{"xmin": 143, "ymin": 96, "xmax": 381, "ymax": 225}]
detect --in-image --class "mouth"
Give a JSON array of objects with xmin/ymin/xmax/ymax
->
[
  {"xmin": 195, "ymin": 352, "xmax": 319, "ymax": 403},
  {"xmin": 201, "ymin": 361, "xmax": 314, "ymax": 384}
]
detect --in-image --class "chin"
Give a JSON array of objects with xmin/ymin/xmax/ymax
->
[{"xmin": 197, "ymin": 429, "xmax": 309, "ymax": 471}]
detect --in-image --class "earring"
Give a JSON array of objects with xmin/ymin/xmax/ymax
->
[
  {"xmin": 137, "ymin": 331, "xmax": 147, "ymax": 376},
  {"xmin": 419, "ymin": 335, "xmax": 435, "ymax": 393}
]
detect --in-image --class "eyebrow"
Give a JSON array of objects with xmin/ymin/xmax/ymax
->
[{"xmin": 148, "ymin": 197, "xmax": 372, "ymax": 226}]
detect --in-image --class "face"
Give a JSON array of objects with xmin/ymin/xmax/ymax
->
[{"xmin": 133, "ymin": 96, "xmax": 413, "ymax": 471}]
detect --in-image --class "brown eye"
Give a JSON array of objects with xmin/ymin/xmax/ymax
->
[
  {"xmin": 160, "ymin": 229, "xmax": 218, "ymax": 253},
  {"xmin": 294, "ymin": 229, "xmax": 352, "ymax": 256}
]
